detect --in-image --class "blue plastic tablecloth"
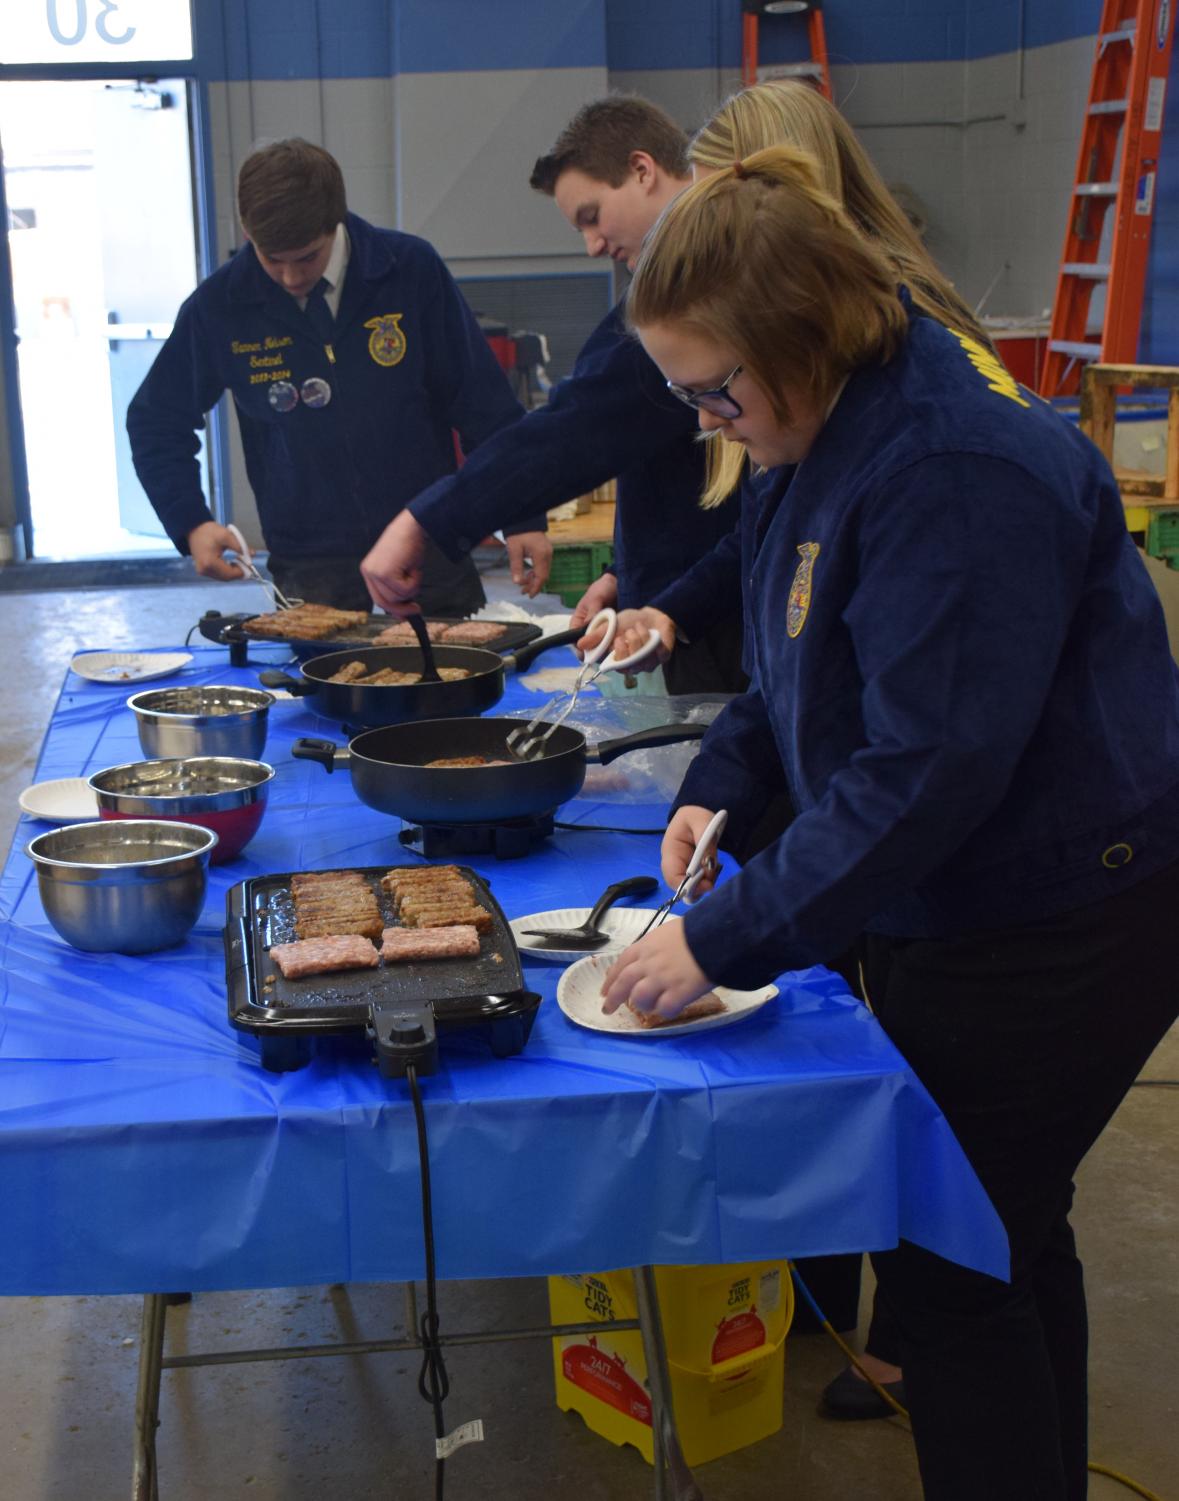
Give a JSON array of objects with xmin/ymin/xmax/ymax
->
[{"xmin": 0, "ymin": 644, "xmax": 1008, "ymax": 1294}]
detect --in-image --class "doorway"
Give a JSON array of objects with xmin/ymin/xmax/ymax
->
[{"xmin": 0, "ymin": 77, "xmax": 205, "ymax": 559}]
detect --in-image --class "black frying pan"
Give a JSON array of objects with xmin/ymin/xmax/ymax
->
[
  {"xmin": 292, "ymin": 717, "xmax": 708, "ymax": 824},
  {"xmin": 259, "ymin": 627, "xmax": 582, "ymax": 729}
]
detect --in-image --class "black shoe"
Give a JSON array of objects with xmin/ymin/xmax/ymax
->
[{"xmin": 818, "ymin": 1365, "xmax": 906, "ymax": 1420}]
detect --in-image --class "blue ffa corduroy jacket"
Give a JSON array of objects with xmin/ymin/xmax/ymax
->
[
  {"xmin": 127, "ymin": 214, "xmax": 534, "ymax": 561},
  {"xmin": 407, "ymin": 301, "xmax": 740, "ymax": 608},
  {"xmin": 648, "ymin": 466, "xmax": 787, "ymax": 670},
  {"xmin": 677, "ymin": 307, "xmax": 1179, "ymax": 992}
]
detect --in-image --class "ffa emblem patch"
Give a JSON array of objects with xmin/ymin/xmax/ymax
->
[
  {"xmin": 365, "ymin": 313, "xmax": 407, "ymax": 367},
  {"xmin": 786, "ymin": 542, "xmax": 820, "ymax": 638}
]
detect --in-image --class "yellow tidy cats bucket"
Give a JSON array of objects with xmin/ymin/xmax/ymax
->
[{"xmin": 549, "ymin": 1261, "xmax": 794, "ymax": 1468}]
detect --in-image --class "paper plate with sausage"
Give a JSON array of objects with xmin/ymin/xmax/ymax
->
[{"xmin": 556, "ymin": 948, "xmax": 777, "ymax": 1038}]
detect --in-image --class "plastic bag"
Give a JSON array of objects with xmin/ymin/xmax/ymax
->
[{"xmin": 503, "ymin": 691, "xmax": 731, "ymax": 804}]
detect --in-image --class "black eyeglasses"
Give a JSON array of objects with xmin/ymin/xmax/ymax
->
[{"xmin": 666, "ymin": 364, "xmax": 743, "ymax": 418}]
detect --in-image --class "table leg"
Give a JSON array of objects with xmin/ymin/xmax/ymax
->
[
  {"xmin": 132, "ymin": 1293, "xmax": 168, "ymax": 1501},
  {"xmin": 633, "ymin": 1267, "xmax": 704, "ymax": 1501},
  {"xmin": 403, "ymin": 1281, "xmax": 419, "ymax": 1337}
]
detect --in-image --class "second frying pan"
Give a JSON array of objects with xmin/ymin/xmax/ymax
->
[{"xmin": 292, "ymin": 717, "xmax": 708, "ymax": 824}]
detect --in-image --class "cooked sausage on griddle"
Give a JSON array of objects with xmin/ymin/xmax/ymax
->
[
  {"xmin": 396, "ymin": 898, "xmax": 474, "ymax": 918},
  {"xmin": 372, "ymin": 620, "xmax": 449, "ymax": 644},
  {"xmin": 296, "ymin": 915, "xmax": 385, "ymax": 940},
  {"xmin": 245, "ymin": 605, "xmax": 369, "ymax": 640},
  {"xmin": 403, "ymin": 905, "xmax": 493, "ymax": 932},
  {"xmin": 291, "ymin": 871, "xmax": 369, "ymax": 893},
  {"xmin": 291, "ymin": 869, "xmax": 382, "ymax": 941},
  {"xmin": 438, "ymin": 621, "xmax": 503, "ymax": 645}
]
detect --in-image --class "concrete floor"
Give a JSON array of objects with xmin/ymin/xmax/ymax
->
[{"xmin": 0, "ymin": 571, "xmax": 1176, "ymax": 1501}]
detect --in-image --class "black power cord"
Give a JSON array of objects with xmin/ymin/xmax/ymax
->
[
  {"xmin": 553, "ymin": 820, "xmax": 665, "ymax": 835},
  {"xmin": 406, "ymin": 1063, "xmax": 450, "ymax": 1500}
]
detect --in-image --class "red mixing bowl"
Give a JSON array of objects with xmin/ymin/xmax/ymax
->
[{"xmin": 89, "ymin": 757, "xmax": 274, "ymax": 863}]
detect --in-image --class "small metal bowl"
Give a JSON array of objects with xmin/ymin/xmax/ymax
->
[
  {"xmin": 89, "ymin": 757, "xmax": 275, "ymax": 863},
  {"xmin": 126, "ymin": 685, "xmax": 274, "ymax": 760},
  {"xmin": 25, "ymin": 819, "xmax": 217, "ymax": 954}
]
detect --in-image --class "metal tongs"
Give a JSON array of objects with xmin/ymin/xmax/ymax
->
[
  {"xmin": 637, "ymin": 809, "xmax": 729, "ymax": 938},
  {"xmin": 225, "ymin": 523, "xmax": 304, "ymax": 610},
  {"xmin": 505, "ymin": 608, "xmax": 662, "ymax": 761}
]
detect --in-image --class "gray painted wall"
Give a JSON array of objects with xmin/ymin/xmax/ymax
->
[
  {"xmin": 0, "ymin": 33, "xmax": 1128, "ymax": 552},
  {"xmin": 615, "ymin": 35, "xmax": 1094, "ymax": 324}
]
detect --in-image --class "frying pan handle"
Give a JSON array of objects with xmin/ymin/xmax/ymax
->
[
  {"xmin": 505, "ymin": 627, "xmax": 583, "ymax": 673},
  {"xmin": 591, "ymin": 723, "xmax": 709, "ymax": 765},
  {"xmin": 291, "ymin": 737, "xmax": 348, "ymax": 772},
  {"xmin": 258, "ymin": 670, "xmax": 312, "ymax": 696}
]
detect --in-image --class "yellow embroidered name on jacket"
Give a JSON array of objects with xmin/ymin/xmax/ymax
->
[{"xmin": 951, "ymin": 330, "xmax": 1031, "ymax": 409}]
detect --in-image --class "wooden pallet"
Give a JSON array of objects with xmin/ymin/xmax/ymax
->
[{"xmin": 1079, "ymin": 363, "xmax": 1179, "ymax": 559}]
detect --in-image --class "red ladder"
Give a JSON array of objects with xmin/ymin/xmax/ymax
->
[
  {"xmin": 741, "ymin": 1, "xmax": 832, "ymax": 100},
  {"xmin": 1039, "ymin": 0, "xmax": 1176, "ymax": 398}
]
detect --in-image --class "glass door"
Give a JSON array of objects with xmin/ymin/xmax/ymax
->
[{"xmin": 0, "ymin": 77, "xmax": 204, "ymax": 558}]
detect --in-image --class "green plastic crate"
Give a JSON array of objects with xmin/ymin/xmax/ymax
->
[
  {"xmin": 546, "ymin": 541, "xmax": 615, "ymax": 607},
  {"xmin": 1146, "ymin": 510, "xmax": 1179, "ymax": 567}
]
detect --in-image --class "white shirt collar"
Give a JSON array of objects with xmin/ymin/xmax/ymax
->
[
  {"xmin": 321, "ymin": 221, "xmax": 349, "ymax": 292},
  {"xmin": 297, "ymin": 222, "xmax": 349, "ymax": 316}
]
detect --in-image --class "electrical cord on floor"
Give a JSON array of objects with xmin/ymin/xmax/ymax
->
[
  {"xmin": 1131, "ymin": 1079, "xmax": 1179, "ymax": 1088},
  {"xmin": 788, "ymin": 1261, "xmax": 1167, "ymax": 1501},
  {"xmin": 553, "ymin": 821, "xmax": 665, "ymax": 835},
  {"xmin": 406, "ymin": 1063, "xmax": 450, "ymax": 1501}
]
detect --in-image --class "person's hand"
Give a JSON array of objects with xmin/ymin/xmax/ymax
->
[
  {"xmin": 506, "ymin": 531, "xmax": 553, "ymax": 598},
  {"xmin": 187, "ymin": 521, "xmax": 254, "ymax": 581},
  {"xmin": 661, "ymin": 805, "xmax": 722, "ymax": 899},
  {"xmin": 568, "ymin": 573, "xmax": 619, "ymax": 650},
  {"xmin": 360, "ymin": 509, "xmax": 428, "ymax": 616},
  {"xmin": 599, "ymin": 920, "xmax": 714, "ymax": 1021},
  {"xmin": 607, "ymin": 607, "xmax": 676, "ymax": 671}
]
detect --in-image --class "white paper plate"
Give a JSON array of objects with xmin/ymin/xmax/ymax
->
[
  {"xmin": 510, "ymin": 906, "xmax": 662, "ymax": 963},
  {"xmin": 19, "ymin": 777, "xmax": 100, "ymax": 824},
  {"xmin": 556, "ymin": 949, "xmax": 778, "ymax": 1038},
  {"xmin": 70, "ymin": 651, "xmax": 193, "ymax": 684}
]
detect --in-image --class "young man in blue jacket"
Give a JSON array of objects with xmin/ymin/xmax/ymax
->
[
  {"xmin": 360, "ymin": 98, "xmax": 745, "ymax": 693},
  {"xmin": 127, "ymin": 139, "xmax": 550, "ymax": 613}
]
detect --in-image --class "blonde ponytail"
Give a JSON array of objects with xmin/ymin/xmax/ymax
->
[{"xmin": 690, "ymin": 83, "xmax": 992, "ymax": 506}]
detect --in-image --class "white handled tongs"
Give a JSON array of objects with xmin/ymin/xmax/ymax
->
[
  {"xmin": 506, "ymin": 610, "xmax": 665, "ymax": 761},
  {"xmin": 503, "ymin": 607, "xmax": 618, "ymax": 758},
  {"xmin": 225, "ymin": 523, "xmax": 303, "ymax": 610},
  {"xmin": 637, "ymin": 809, "xmax": 729, "ymax": 938}
]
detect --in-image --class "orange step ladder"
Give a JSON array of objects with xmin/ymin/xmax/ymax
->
[
  {"xmin": 1039, "ymin": 0, "xmax": 1176, "ymax": 398},
  {"xmin": 741, "ymin": 0, "xmax": 832, "ymax": 99}
]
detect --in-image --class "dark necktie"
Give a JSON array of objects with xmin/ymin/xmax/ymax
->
[{"xmin": 303, "ymin": 278, "xmax": 334, "ymax": 344}]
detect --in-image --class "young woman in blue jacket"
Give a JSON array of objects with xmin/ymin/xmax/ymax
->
[{"xmin": 601, "ymin": 147, "xmax": 1179, "ymax": 1501}]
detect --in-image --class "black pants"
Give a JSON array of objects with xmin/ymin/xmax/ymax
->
[
  {"xmin": 662, "ymin": 612, "xmax": 748, "ymax": 696},
  {"xmin": 734, "ymin": 789, "xmax": 887, "ymax": 1341},
  {"xmin": 863, "ymin": 858, "xmax": 1179, "ymax": 1500},
  {"xmin": 267, "ymin": 535, "xmax": 485, "ymax": 617}
]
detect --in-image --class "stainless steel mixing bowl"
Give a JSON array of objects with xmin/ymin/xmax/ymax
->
[
  {"xmin": 25, "ymin": 819, "xmax": 217, "ymax": 954},
  {"xmin": 126, "ymin": 685, "xmax": 274, "ymax": 759},
  {"xmin": 88, "ymin": 757, "xmax": 274, "ymax": 863}
]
